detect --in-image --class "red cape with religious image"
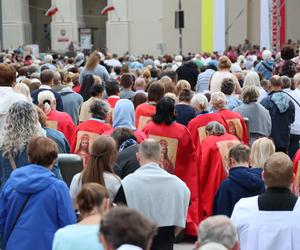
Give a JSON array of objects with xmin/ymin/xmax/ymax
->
[
  {"xmin": 217, "ymin": 109, "xmax": 249, "ymax": 145},
  {"xmin": 143, "ymin": 121, "xmax": 199, "ymax": 236},
  {"xmin": 292, "ymin": 149, "xmax": 300, "ymax": 195},
  {"xmin": 71, "ymin": 120, "xmax": 112, "ymax": 167},
  {"xmin": 135, "ymin": 103, "xmax": 156, "ymax": 130},
  {"xmin": 46, "ymin": 110, "xmax": 76, "ymax": 145},
  {"xmin": 188, "ymin": 113, "xmax": 228, "ymax": 151},
  {"xmin": 198, "ymin": 133, "xmax": 240, "ymax": 221}
]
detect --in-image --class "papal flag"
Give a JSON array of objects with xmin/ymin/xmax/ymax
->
[{"xmin": 201, "ymin": 0, "xmax": 225, "ymax": 53}]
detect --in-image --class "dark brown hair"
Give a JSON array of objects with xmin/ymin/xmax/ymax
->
[
  {"xmin": 120, "ymin": 73, "xmax": 133, "ymax": 89},
  {"xmin": 40, "ymin": 70, "xmax": 54, "ymax": 86},
  {"xmin": 28, "ymin": 137, "xmax": 58, "ymax": 167},
  {"xmin": 147, "ymin": 81, "xmax": 165, "ymax": 102},
  {"xmin": 76, "ymin": 183, "xmax": 109, "ymax": 215},
  {"xmin": 81, "ymin": 136, "xmax": 118, "ymax": 186},
  {"xmin": 0, "ymin": 64, "xmax": 16, "ymax": 86}
]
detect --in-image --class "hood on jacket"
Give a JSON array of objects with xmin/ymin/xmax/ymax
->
[
  {"xmin": 229, "ymin": 167, "xmax": 264, "ymax": 192},
  {"xmin": 59, "ymin": 87, "xmax": 74, "ymax": 95},
  {"xmin": 9, "ymin": 164, "xmax": 56, "ymax": 194},
  {"xmin": 263, "ymin": 59, "xmax": 274, "ymax": 67},
  {"xmin": 271, "ymin": 91, "xmax": 291, "ymax": 113}
]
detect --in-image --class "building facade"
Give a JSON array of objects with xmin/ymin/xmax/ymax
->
[{"xmin": 2, "ymin": 0, "xmax": 300, "ymax": 55}]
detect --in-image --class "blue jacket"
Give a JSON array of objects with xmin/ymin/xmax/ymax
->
[
  {"xmin": 213, "ymin": 167, "xmax": 265, "ymax": 217},
  {"xmin": 261, "ymin": 91, "xmax": 295, "ymax": 149},
  {"xmin": 0, "ymin": 164, "xmax": 76, "ymax": 250},
  {"xmin": 255, "ymin": 59, "xmax": 274, "ymax": 80}
]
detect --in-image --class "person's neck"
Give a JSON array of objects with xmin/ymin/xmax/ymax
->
[
  {"xmin": 140, "ymin": 159, "xmax": 159, "ymax": 167},
  {"xmin": 271, "ymin": 86, "xmax": 282, "ymax": 92},
  {"xmin": 78, "ymin": 213, "xmax": 102, "ymax": 225},
  {"xmin": 232, "ymin": 163, "xmax": 249, "ymax": 168}
]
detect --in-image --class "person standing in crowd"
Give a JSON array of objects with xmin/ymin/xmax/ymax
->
[
  {"xmin": 79, "ymin": 52, "xmax": 109, "ymax": 84},
  {"xmin": 135, "ymin": 81, "xmax": 165, "ymax": 130},
  {"xmin": 0, "ymin": 137, "xmax": 76, "ymax": 250},
  {"xmin": 231, "ymin": 153, "xmax": 300, "ymax": 250},
  {"xmin": 114, "ymin": 139, "xmax": 191, "ymax": 249},
  {"xmin": 38, "ymin": 90, "xmax": 75, "ymax": 144},
  {"xmin": 209, "ymin": 56, "xmax": 241, "ymax": 94},
  {"xmin": 195, "ymin": 64, "xmax": 217, "ymax": 93},
  {"xmin": 255, "ymin": 50, "xmax": 274, "ymax": 80},
  {"xmin": 105, "ymin": 79, "xmax": 121, "ymax": 109},
  {"xmin": 243, "ymin": 71, "xmax": 268, "ymax": 102},
  {"xmin": 120, "ymin": 73, "xmax": 136, "ymax": 101},
  {"xmin": 53, "ymin": 183, "xmax": 110, "ymax": 250},
  {"xmin": 250, "ymin": 137, "xmax": 275, "ymax": 169},
  {"xmin": 234, "ymin": 85, "xmax": 271, "ymax": 145},
  {"xmin": 71, "ymin": 100, "xmax": 111, "ymax": 167},
  {"xmin": 176, "ymin": 61, "xmax": 199, "ymax": 90},
  {"xmin": 99, "ymin": 207, "xmax": 157, "ymax": 250},
  {"xmin": 70, "ymin": 136, "xmax": 121, "ymax": 202},
  {"xmin": 280, "ymin": 75, "xmax": 300, "ymax": 158},
  {"xmin": 103, "ymin": 99, "xmax": 147, "ymax": 143},
  {"xmin": 199, "ymin": 122, "xmax": 240, "ymax": 221},
  {"xmin": 220, "ymin": 78, "xmax": 242, "ymax": 110},
  {"xmin": 175, "ymin": 89, "xmax": 196, "ymax": 126},
  {"xmin": 0, "ymin": 64, "xmax": 28, "ymax": 132},
  {"xmin": 111, "ymin": 128, "xmax": 140, "ymax": 179},
  {"xmin": 79, "ymin": 74, "xmax": 97, "ymax": 102},
  {"xmin": 274, "ymin": 46, "xmax": 297, "ymax": 78},
  {"xmin": 194, "ymin": 215, "xmax": 238, "ymax": 250},
  {"xmin": 79, "ymin": 82, "xmax": 105, "ymax": 122},
  {"xmin": 211, "ymin": 92, "xmax": 249, "ymax": 144},
  {"xmin": 0, "ymin": 101, "xmax": 44, "ymax": 189},
  {"xmin": 43, "ymin": 54, "xmax": 57, "ymax": 72},
  {"xmin": 31, "ymin": 69, "xmax": 64, "ymax": 111},
  {"xmin": 142, "ymin": 97, "xmax": 199, "ymax": 236},
  {"xmin": 261, "ymin": 76, "xmax": 295, "ymax": 152},
  {"xmin": 214, "ymin": 144, "xmax": 265, "ymax": 217}
]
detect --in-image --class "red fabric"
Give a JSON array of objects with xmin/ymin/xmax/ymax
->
[
  {"xmin": 72, "ymin": 85, "xmax": 81, "ymax": 93},
  {"xmin": 293, "ymin": 149, "xmax": 300, "ymax": 195},
  {"xmin": 71, "ymin": 120, "xmax": 112, "ymax": 153},
  {"xmin": 107, "ymin": 97, "xmax": 120, "ymax": 109},
  {"xmin": 280, "ymin": 0, "xmax": 286, "ymax": 47},
  {"xmin": 102, "ymin": 128, "xmax": 147, "ymax": 144},
  {"xmin": 217, "ymin": 109, "xmax": 249, "ymax": 145},
  {"xmin": 47, "ymin": 110, "xmax": 75, "ymax": 144},
  {"xmin": 101, "ymin": 5, "xmax": 115, "ymax": 15},
  {"xmin": 135, "ymin": 103, "xmax": 156, "ymax": 130},
  {"xmin": 45, "ymin": 5, "xmax": 58, "ymax": 17},
  {"xmin": 198, "ymin": 133, "xmax": 240, "ymax": 221},
  {"xmin": 143, "ymin": 121, "xmax": 199, "ymax": 236},
  {"xmin": 188, "ymin": 113, "xmax": 228, "ymax": 151}
]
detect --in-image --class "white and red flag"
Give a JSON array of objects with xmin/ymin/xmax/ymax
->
[
  {"xmin": 45, "ymin": 4, "xmax": 58, "ymax": 17},
  {"xmin": 100, "ymin": 5, "xmax": 115, "ymax": 15}
]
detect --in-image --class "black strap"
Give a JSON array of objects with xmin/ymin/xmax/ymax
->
[
  {"xmin": 282, "ymin": 90, "xmax": 300, "ymax": 108},
  {"xmin": 4, "ymin": 195, "xmax": 31, "ymax": 248},
  {"xmin": 261, "ymin": 61, "xmax": 273, "ymax": 73}
]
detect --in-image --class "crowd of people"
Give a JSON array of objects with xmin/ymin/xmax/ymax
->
[{"xmin": 0, "ymin": 43, "xmax": 300, "ymax": 250}]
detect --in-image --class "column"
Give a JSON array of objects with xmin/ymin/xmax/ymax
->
[
  {"xmin": 51, "ymin": 0, "xmax": 84, "ymax": 51},
  {"xmin": 2, "ymin": 0, "xmax": 32, "ymax": 49}
]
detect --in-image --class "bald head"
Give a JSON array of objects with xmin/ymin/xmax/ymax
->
[
  {"xmin": 138, "ymin": 139, "xmax": 161, "ymax": 164},
  {"xmin": 263, "ymin": 152, "xmax": 294, "ymax": 188}
]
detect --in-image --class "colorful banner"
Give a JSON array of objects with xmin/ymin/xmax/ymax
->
[{"xmin": 201, "ymin": 0, "xmax": 225, "ymax": 53}]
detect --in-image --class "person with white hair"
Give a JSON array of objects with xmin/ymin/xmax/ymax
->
[
  {"xmin": 194, "ymin": 215, "xmax": 238, "ymax": 250},
  {"xmin": 38, "ymin": 90, "xmax": 75, "ymax": 144},
  {"xmin": 172, "ymin": 55, "xmax": 183, "ymax": 71},
  {"xmin": 244, "ymin": 71, "xmax": 268, "ymax": 101},
  {"xmin": 255, "ymin": 50, "xmax": 274, "ymax": 80},
  {"xmin": 43, "ymin": 54, "xmax": 57, "ymax": 72}
]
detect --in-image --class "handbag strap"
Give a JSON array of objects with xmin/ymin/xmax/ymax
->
[
  {"xmin": 4, "ymin": 195, "xmax": 31, "ymax": 248},
  {"xmin": 8, "ymin": 153, "xmax": 17, "ymax": 170},
  {"xmin": 282, "ymin": 90, "xmax": 300, "ymax": 108},
  {"xmin": 261, "ymin": 61, "xmax": 273, "ymax": 73}
]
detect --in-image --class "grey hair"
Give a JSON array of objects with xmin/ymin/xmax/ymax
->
[
  {"xmin": 280, "ymin": 75, "xmax": 292, "ymax": 89},
  {"xmin": 198, "ymin": 215, "xmax": 237, "ymax": 249},
  {"xmin": 0, "ymin": 101, "xmax": 41, "ymax": 157},
  {"xmin": 89, "ymin": 99, "xmax": 110, "ymax": 120},
  {"xmin": 206, "ymin": 121, "xmax": 226, "ymax": 136},
  {"xmin": 210, "ymin": 92, "xmax": 227, "ymax": 110},
  {"xmin": 191, "ymin": 93, "xmax": 208, "ymax": 111},
  {"xmin": 138, "ymin": 139, "xmax": 161, "ymax": 160}
]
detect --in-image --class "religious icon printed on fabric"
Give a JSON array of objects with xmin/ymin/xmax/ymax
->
[
  {"xmin": 47, "ymin": 120, "xmax": 58, "ymax": 130},
  {"xmin": 216, "ymin": 140, "xmax": 240, "ymax": 173},
  {"xmin": 149, "ymin": 135, "xmax": 178, "ymax": 174},
  {"xmin": 75, "ymin": 131, "xmax": 99, "ymax": 168},
  {"xmin": 226, "ymin": 119, "xmax": 243, "ymax": 141},
  {"xmin": 138, "ymin": 115, "xmax": 152, "ymax": 130},
  {"xmin": 197, "ymin": 126, "xmax": 207, "ymax": 144}
]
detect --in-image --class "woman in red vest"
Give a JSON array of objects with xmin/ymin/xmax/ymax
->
[{"xmin": 142, "ymin": 96, "xmax": 199, "ymax": 236}]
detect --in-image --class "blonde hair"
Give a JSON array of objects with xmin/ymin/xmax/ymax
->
[
  {"xmin": 176, "ymin": 80, "xmax": 191, "ymax": 96},
  {"xmin": 85, "ymin": 52, "xmax": 100, "ymax": 70},
  {"xmin": 250, "ymin": 138, "xmax": 275, "ymax": 168},
  {"xmin": 218, "ymin": 56, "xmax": 232, "ymax": 70},
  {"xmin": 14, "ymin": 82, "xmax": 32, "ymax": 102}
]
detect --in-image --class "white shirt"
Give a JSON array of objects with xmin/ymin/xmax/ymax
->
[
  {"xmin": 283, "ymin": 88, "xmax": 300, "ymax": 135},
  {"xmin": 231, "ymin": 196, "xmax": 300, "ymax": 250},
  {"xmin": 117, "ymin": 244, "xmax": 143, "ymax": 250}
]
